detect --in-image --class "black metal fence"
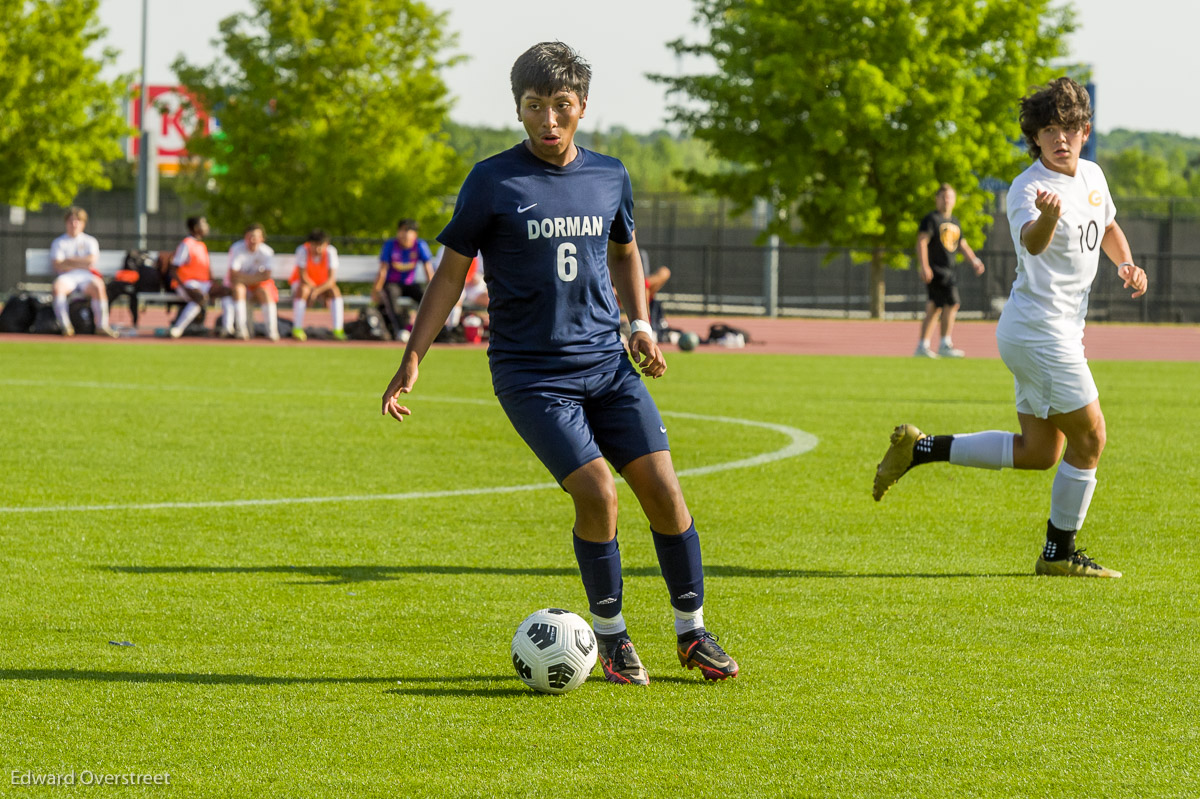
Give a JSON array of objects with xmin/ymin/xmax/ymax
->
[{"xmin": 4, "ymin": 189, "xmax": 1199, "ymax": 323}]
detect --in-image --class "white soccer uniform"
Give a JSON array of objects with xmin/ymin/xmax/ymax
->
[
  {"xmin": 226, "ymin": 240, "xmax": 276, "ymax": 284},
  {"xmin": 49, "ymin": 233, "xmax": 101, "ymax": 294},
  {"xmin": 996, "ymin": 158, "xmax": 1116, "ymax": 418},
  {"xmin": 224, "ymin": 240, "xmax": 278, "ymax": 338}
]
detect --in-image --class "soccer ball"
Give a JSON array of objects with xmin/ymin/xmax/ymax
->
[
  {"xmin": 511, "ymin": 608, "xmax": 597, "ymax": 694},
  {"xmin": 678, "ymin": 331, "xmax": 700, "ymax": 351}
]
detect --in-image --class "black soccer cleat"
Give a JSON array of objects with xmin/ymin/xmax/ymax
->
[
  {"xmin": 599, "ymin": 637, "xmax": 650, "ymax": 685},
  {"xmin": 678, "ymin": 632, "xmax": 739, "ymax": 681}
]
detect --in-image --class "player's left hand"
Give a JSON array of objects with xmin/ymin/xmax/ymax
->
[
  {"xmin": 381, "ymin": 356, "xmax": 419, "ymax": 422},
  {"xmin": 628, "ymin": 332, "xmax": 666, "ymax": 379},
  {"xmin": 1118, "ymin": 262, "xmax": 1148, "ymax": 299},
  {"xmin": 972, "ymin": 258, "xmax": 985, "ymax": 276}
]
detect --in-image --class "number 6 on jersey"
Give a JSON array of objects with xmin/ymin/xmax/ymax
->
[{"xmin": 557, "ymin": 242, "xmax": 578, "ymax": 281}]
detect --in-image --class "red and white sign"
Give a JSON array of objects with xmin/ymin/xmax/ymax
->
[{"xmin": 128, "ymin": 85, "xmax": 216, "ymax": 174}]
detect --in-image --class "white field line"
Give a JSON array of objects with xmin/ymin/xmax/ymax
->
[{"xmin": 0, "ymin": 379, "xmax": 817, "ymax": 514}]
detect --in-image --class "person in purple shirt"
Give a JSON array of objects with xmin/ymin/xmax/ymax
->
[
  {"xmin": 373, "ymin": 219, "xmax": 433, "ymax": 338},
  {"xmin": 380, "ymin": 41, "xmax": 738, "ymax": 687}
]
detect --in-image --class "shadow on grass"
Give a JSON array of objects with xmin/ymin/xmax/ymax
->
[
  {"xmin": 103, "ymin": 564, "xmax": 1032, "ymax": 585},
  {"xmin": 0, "ymin": 669, "xmax": 513, "ymax": 689},
  {"xmin": 385, "ymin": 674, "xmax": 702, "ymax": 697}
]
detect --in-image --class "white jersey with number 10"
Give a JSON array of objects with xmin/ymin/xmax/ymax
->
[{"xmin": 997, "ymin": 158, "xmax": 1116, "ymax": 346}]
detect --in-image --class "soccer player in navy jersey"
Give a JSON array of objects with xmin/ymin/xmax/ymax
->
[{"xmin": 381, "ymin": 41, "xmax": 737, "ymax": 684}]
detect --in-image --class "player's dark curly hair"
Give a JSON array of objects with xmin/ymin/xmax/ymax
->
[
  {"xmin": 1019, "ymin": 77, "xmax": 1092, "ymax": 159},
  {"xmin": 510, "ymin": 41, "xmax": 590, "ymax": 109}
]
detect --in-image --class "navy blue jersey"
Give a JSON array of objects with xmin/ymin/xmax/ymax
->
[{"xmin": 438, "ymin": 143, "xmax": 635, "ymax": 393}]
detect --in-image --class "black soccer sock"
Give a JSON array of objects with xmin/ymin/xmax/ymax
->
[
  {"xmin": 572, "ymin": 532, "xmax": 624, "ymax": 622},
  {"xmin": 651, "ymin": 519, "xmax": 704, "ymax": 614},
  {"xmin": 910, "ymin": 435, "xmax": 954, "ymax": 467},
  {"xmin": 1042, "ymin": 520, "xmax": 1077, "ymax": 561}
]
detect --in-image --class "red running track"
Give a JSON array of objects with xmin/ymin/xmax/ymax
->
[{"xmin": 2, "ymin": 307, "xmax": 1197, "ymax": 361}]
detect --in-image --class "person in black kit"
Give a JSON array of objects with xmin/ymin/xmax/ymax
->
[{"xmin": 914, "ymin": 183, "xmax": 985, "ymax": 358}]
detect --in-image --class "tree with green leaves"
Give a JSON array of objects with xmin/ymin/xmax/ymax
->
[
  {"xmin": 655, "ymin": 0, "xmax": 1075, "ymax": 316},
  {"xmin": 0, "ymin": 0, "xmax": 128, "ymax": 210},
  {"xmin": 1099, "ymin": 148, "xmax": 1189, "ymax": 199},
  {"xmin": 173, "ymin": 0, "xmax": 464, "ymax": 239}
]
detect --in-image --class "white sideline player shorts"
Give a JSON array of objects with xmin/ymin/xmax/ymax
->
[
  {"xmin": 176, "ymin": 279, "xmax": 212, "ymax": 299},
  {"xmin": 997, "ymin": 337, "xmax": 1099, "ymax": 419},
  {"xmin": 53, "ymin": 268, "xmax": 98, "ymax": 295}
]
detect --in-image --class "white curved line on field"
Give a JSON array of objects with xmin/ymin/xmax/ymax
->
[{"xmin": 0, "ymin": 381, "xmax": 817, "ymax": 514}]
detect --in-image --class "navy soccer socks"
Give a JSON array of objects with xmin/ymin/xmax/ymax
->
[
  {"xmin": 572, "ymin": 532, "xmax": 626, "ymax": 637},
  {"xmin": 651, "ymin": 520, "xmax": 707, "ymax": 641}
]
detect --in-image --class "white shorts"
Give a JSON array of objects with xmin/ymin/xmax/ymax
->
[
  {"xmin": 997, "ymin": 337, "xmax": 1099, "ymax": 419},
  {"xmin": 53, "ymin": 269, "xmax": 98, "ymax": 295},
  {"xmin": 461, "ymin": 281, "xmax": 488, "ymax": 307},
  {"xmin": 176, "ymin": 280, "xmax": 212, "ymax": 300}
]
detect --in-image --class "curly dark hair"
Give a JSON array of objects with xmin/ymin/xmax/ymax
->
[
  {"xmin": 1019, "ymin": 77, "xmax": 1092, "ymax": 159},
  {"xmin": 510, "ymin": 41, "xmax": 590, "ymax": 109}
]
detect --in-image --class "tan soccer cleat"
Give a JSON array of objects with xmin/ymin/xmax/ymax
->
[
  {"xmin": 873, "ymin": 424, "xmax": 926, "ymax": 501},
  {"xmin": 1035, "ymin": 549, "xmax": 1122, "ymax": 578}
]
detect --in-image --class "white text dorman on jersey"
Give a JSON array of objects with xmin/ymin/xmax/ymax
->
[{"xmin": 527, "ymin": 215, "xmax": 606, "ymax": 240}]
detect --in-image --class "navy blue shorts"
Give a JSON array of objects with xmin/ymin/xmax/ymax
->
[{"xmin": 496, "ymin": 360, "xmax": 670, "ymax": 484}]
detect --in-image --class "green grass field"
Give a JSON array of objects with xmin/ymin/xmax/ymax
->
[{"xmin": 2, "ymin": 339, "xmax": 1197, "ymax": 798}]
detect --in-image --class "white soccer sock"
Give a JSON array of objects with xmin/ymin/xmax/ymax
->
[
  {"xmin": 949, "ymin": 431, "xmax": 1014, "ymax": 470},
  {"xmin": 174, "ymin": 302, "xmax": 202, "ymax": 332},
  {"xmin": 53, "ymin": 296, "xmax": 70, "ymax": 329},
  {"xmin": 941, "ymin": 335, "xmax": 953, "ymax": 347},
  {"xmin": 234, "ymin": 299, "xmax": 248, "ymax": 334},
  {"xmin": 1050, "ymin": 461, "xmax": 1098, "ymax": 531},
  {"xmin": 91, "ymin": 297, "xmax": 109, "ymax": 330},
  {"xmin": 292, "ymin": 298, "xmax": 306, "ymax": 329},
  {"xmin": 221, "ymin": 297, "xmax": 235, "ymax": 333},
  {"xmin": 265, "ymin": 302, "xmax": 278, "ymax": 338},
  {"xmin": 673, "ymin": 605, "xmax": 705, "ymax": 637},
  {"xmin": 591, "ymin": 612, "xmax": 627, "ymax": 638},
  {"xmin": 331, "ymin": 297, "xmax": 344, "ymax": 332}
]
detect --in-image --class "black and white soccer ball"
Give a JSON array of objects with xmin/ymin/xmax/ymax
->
[{"xmin": 511, "ymin": 608, "xmax": 597, "ymax": 694}]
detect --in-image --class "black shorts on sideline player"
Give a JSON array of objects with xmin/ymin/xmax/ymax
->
[{"xmin": 926, "ymin": 278, "xmax": 960, "ymax": 308}]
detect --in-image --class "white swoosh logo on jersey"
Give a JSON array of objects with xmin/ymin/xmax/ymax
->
[{"xmin": 517, "ymin": 203, "xmax": 538, "ymax": 213}]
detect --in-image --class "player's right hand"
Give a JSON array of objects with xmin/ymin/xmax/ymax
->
[
  {"xmin": 381, "ymin": 358, "xmax": 418, "ymax": 422},
  {"xmin": 1034, "ymin": 189, "xmax": 1063, "ymax": 220}
]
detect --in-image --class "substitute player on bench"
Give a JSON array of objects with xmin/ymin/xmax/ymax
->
[
  {"xmin": 289, "ymin": 229, "xmax": 347, "ymax": 341},
  {"xmin": 167, "ymin": 215, "xmax": 229, "ymax": 338},
  {"xmin": 222, "ymin": 223, "xmax": 280, "ymax": 341},
  {"xmin": 382, "ymin": 41, "xmax": 738, "ymax": 684},
  {"xmin": 874, "ymin": 77, "xmax": 1147, "ymax": 578},
  {"xmin": 49, "ymin": 207, "xmax": 117, "ymax": 337}
]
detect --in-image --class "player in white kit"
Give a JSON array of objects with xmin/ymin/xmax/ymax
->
[
  {"xmin": 873, "ymin": 77, "xmax": 1148, "ymax": 578},
  {"xmin": 49, "ymin": 207, "xmax": 117, "ymax": 337},
  {"xmin": 221, "ymin": 223, "xmax": 280, "ymax": 341}
]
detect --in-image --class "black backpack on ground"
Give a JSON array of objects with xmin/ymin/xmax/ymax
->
[
  {"xmin": 31, "ymin": 305, "xmax": 60, "ymax": 334},
  {"xmin": 704, "ymin": 323, "xmax": 751, "ymax": 344},
  {"xmin": 0, "ymin": 292, "xmax": 39, "ymax": 333},
  {"xmin": 345, "ymin": 306, "xmax": 389, "ymax": 341},
  {"xmin": 69, "ymin": 299, "xmax": 96, "ymax": 335}
]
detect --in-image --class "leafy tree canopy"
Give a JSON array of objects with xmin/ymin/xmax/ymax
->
[
  {"xmin": 444, "ymin": 122, "xmax": 723, "ymax": 194},
  {"xmin": 1098, "ymin": 129, "xmax": 1200, "ymax": 198},
  {"xmin": 653, "ymin": 0, "xmax": 1075, "ymax": 269},
  {"xmin": 0, "ymin": 0, "xmax": 128, "ymax": 210},
  {"xmin": 174, "ymin": 0, "xmax": 464, "ymax": 239}
]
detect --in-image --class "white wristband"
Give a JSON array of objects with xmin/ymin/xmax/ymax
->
[{"xmin": 630, "ymin": 320, "xmax": 653, "ymax": 337}]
